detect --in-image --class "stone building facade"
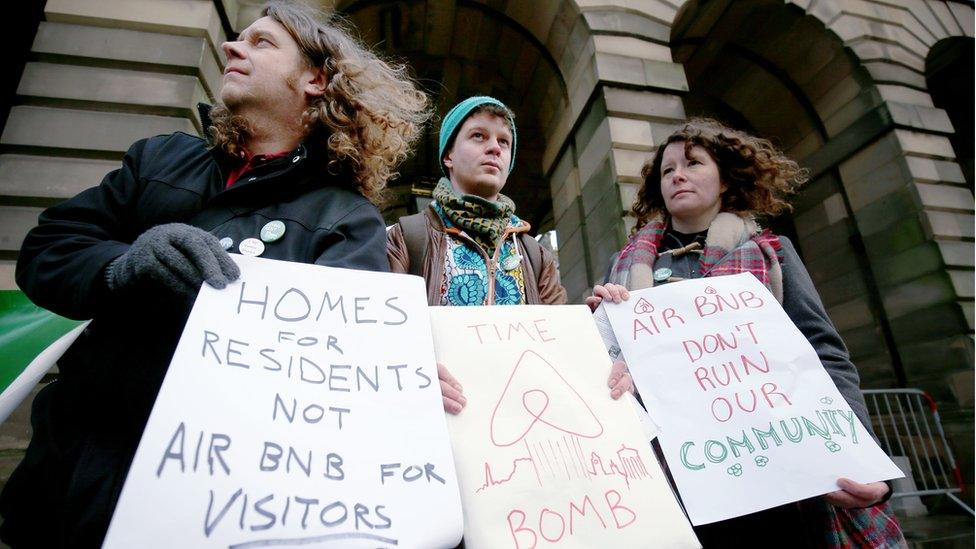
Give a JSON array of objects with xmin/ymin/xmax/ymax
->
[{"xmin": 0, "ymin": 0, "xmax": 972, "ymax": 504}]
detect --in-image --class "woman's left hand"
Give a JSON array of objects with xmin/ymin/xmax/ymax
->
[
  {"xmin": 607, "ymin": 360, "xmax": 635, "ymax": 399},
  {"xmin": 822, "ymin": 478, "xmax": 889, "ymax": 508}
]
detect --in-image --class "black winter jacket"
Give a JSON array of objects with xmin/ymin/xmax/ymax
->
[{"xmin": 1, "ymin": 132, "xmax": 388, "ymax": 548}]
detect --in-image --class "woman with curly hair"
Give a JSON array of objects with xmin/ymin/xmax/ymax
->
[{"xmin": 587, "ymin": 119, "xmax": 905, "ymax": 547}]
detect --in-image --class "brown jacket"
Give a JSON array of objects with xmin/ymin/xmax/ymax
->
[{"xmin": 387, "ymin": 207, "xmax": 567, "ymax": 305}]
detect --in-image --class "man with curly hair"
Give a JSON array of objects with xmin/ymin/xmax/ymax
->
[{"xmin": 2, "ymin": 2, "xmax": 429, "ymax": 547}]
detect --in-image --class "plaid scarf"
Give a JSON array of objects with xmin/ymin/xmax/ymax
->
[
  {"xmin": 433, "ymin": 178, "xmax": 516, "ymax": 257},
  {"xmin": 609, "ymin": 212, "xmax": 785, "ymax": 302},
  {"xmin": 799, "ymin": 499, "xmax": 907, "ymax": 548}
]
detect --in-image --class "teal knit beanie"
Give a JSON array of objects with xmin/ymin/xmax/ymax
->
[{"xmin": 438, "ymin": 96, "xmax": 517, "ymax": 176}]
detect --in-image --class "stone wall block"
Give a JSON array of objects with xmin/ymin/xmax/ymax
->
[
  {"xmin": 582, "ymin": 10, "xmax": 670, "ymax": 44},
  {"xmin": 937, "ymin": 240, "xmax": 976, "ymax": 268},
  {"xmin": 881, "ymin": 272, "xmax": 959, "ymax": 320},
  {"xmin": 854, "ymin": 190, "xmax": 932, "ymax": 247},
  {"xmin": 838, "ymin": 132, "xmax": 903, "ymax": 185},
  {"xmin": 18, "ymin": 63, "xmax": 201, "ymax": 113},
  {"xmin": 828, "ymin": 297, "xmax": 877, "ymax": 332},
  {"xmin": 603, "ymin": 87, "xmax": 686, "ymax": 122},
  {"xmin": 814, "ymin": 269, "xmax": 871, "ymax": 309},
  {"xmin": 804, "ymin": 243, "xmax": 864, "ymax": 284},
  {"xmin": 593, "ymin": 35, "xmax": 672, "ymax": 62},
  {"xmin": 0, "ymin": 106, "xmax": 195, "ymax": 155},
  {"xmin": 551, "ymin": 167, "xmax": 581, "ymax": 223},
  {"xmin": 921, "ymin": 210, "xmax": 976, "ymax": 240},
  {"xmin": 889, "ymin": 300, "xmax": 969, "ymax": 347},
  {"xmin": 641, "ymin": 59, "xmax": 688, "ymax": 92},
  {"xmin": 949, "ymin": 270, "xmax": 975, "ymax": 299},
  {"xmin": 34, "ymin": 21, "xmax": 207, "ymax": 68},
  {"xmin": 945, "ymin": 1, "xmax": 975, "ymax": 36},
  {"xmin": 618, "ymin": 181, "xmax": 638, "ymax": 213},
  {"xmin": 822, "ymin": 88, "xmax": 885, "ymax": 140},
  {"xmin": 32, "ymin": 22, "xmax": 221, "ymax": 100},
  {"xmin": 584, "ymin": 220, "xmax": 624, "ymax": 282},
  {"xmin": 887, "ymin": 101, "xmax": 955, "ymax": 134},
  {"xmin": 894, "ymin": 129, "xmax": 956, "ymax": 159},
  {"xmin": 548, "ymin": 147, "xmax": 577, "ymax": 201},
  {"xmin": 876, "ymin": 84, "xmax": 935, "ymax": 107},
  {"xmin": 611, "ymin": 149, "xmax": 647, "ymax": 181},
  {"xmin": 0, "ymin": 207, "xmax": 44, "ymax": 254},
  {"xmin": 840, "ymin": 323, "xmax": 890, "ymax": 361},
  {"xmin": 594, "ymin": 52, "xmax": 646, "ymax": 86},
  {"xmin": 848, "ymin": 38, "xmax": 925, "ymax": 72},
  {"xmin": 580, "ymin": 158, "xmax": 614, "ymax": 216},
  {"xmin": 872, "ymin": 241, "xmax": 945, "ymax": 289},
  {"xmin": 926, "ymin": 2, "xmax": 963, "ymax": 36},
  {"xmin": 796, "ymin": 217, "xmax": 854, "ymax": 263},
  {"xmin": 607, "ymin": 117, "xmax": 655, "ymax": 151},
  {"xmin": 845, "ymin": 161, "xmax": 912, "ymax": 213},
  {"xmin": 45, "ymin": 0, "xmax": 222, "ymax": 45},
  {"xmin": 543, "ymin": 2, "xmax": 577, "ymax": 68},
  {"xmin": 905, "ymin": 156, "xmax": 966, "ymax": 184},
  {"xmin": 0, "ymin": 261, "xmax": 14, "ymax": 291},
  {"xmin": 862, "ymin": 61, "xmax": 928, "ymax": 89},
  {"xmin": 506, "ymin": 0, "xmax": 559, "ymax": 47},
  {"xmin": 912, "ymin": 182, "xmax": 975, "ymax": 212},
  {"xmin": 0, "ymin": 154, "xmax": 117, "ymax": 200},
  {"xmin": 575, "ymin": 118, "xmax": 611, "ymax": 186}
]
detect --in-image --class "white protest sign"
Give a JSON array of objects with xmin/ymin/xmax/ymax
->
[
  {"xmin": 430, "ymin": 305, "xmax": 699, "ymax": 549},
  {"xmin": 103, "ymin": 255, "xmax": 463, "ymax": 548},
  {"xmin": 603, "ymin": 273, "xmax": 902, "ymax": 525}
]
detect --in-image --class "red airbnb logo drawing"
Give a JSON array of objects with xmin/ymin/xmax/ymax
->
[
  {"xmin": 490, "ymin": 350, "xmax": 604, "ymax": 447},
  {"xmin": 476, "ymin": 349, "xmax": 653, "ymax": 495},
  {"xmin": 633, "ymin": 298, "xmax": 654, "ymax": 314}
]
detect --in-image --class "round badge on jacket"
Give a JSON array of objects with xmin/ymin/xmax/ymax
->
[
  {"xmin": 653, "ymin": 267, "xmax": 673, "ymax": 282},
  {"xmin": 238, "ymin": 238, "xmax": 265, "ymax": 257},
  {"xmin": 219, "ymin": 237, "xmax": 234, "ymax": 251},
  {"xmin": 260, "ymin": 220, "xmax": 286, "ymax": 243}
]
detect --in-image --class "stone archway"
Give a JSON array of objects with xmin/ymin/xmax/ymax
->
[
  {"xmin": 325, "ymin": 1, "xmax": 695, "ymax": 305},
  {"xmin": 666, "ymin": 0, "xmax": 975, "ymax": 396},
  {"xmin": 333, "ymin": 1, "xmax": 577, "ymax": 232},
  {"xmin": 671, "ymin": 0, "xmax": 911, "ymax": 389}
]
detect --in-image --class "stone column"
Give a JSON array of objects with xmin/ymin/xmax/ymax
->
[
  {"xmin": 0, "ymin": 0, "xmax": 227, "ymax": 290},
  {"xmin": 546, "ymin": 2, "xmax": 689, "ymax": 302}
]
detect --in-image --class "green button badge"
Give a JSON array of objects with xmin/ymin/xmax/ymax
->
[{"xmin": 260, "ymin": 220, "xmax": 286, "ymax": 243}]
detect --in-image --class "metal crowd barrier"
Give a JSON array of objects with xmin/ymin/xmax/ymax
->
[{"xmin": 863, "ymin": 388, "xmax": 974, "ymax": 516}]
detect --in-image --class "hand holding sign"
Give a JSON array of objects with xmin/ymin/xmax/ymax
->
[
  {"xmin": 431, "ymin": 305, "xmax": 698, "ymax": 548},
  {"xmin": 602, "ymin": 274, "xmax": 902, "ymax": 525},
  {"xmin": 103, "ymin": 255, "xmax": 463, "ymax": 548}
]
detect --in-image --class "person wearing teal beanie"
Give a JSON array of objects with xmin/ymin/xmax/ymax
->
[
  {"xmin": 389, "ymin": 95, "xmax": 567, "ymax": 414},
  {"xmin": 438, "ymin": 95, "xmax": 517, "ymax": 176}
]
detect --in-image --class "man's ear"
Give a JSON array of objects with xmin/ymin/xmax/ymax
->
[
  {"xmin": 443, "ymin": 151, "xmax": 453, "ymax": 172},
  {"xmin": 303, "ymin": 67, "xmax": 327, "ymax": 98}
]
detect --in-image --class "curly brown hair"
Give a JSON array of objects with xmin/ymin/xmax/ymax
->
[
  {"xmin": 209, "ymin": 1, "xmax": 431, "ymax": 205},
  {"xmin": 632, "ymin": 118, "xmax": 807, "ymax": 231}
]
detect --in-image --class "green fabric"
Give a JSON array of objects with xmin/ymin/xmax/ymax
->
[
  {"xmin": 433, "ymin": 178, "xmax": 516, "ymax": 257},
  {"xmin": 0, "ymin": 290, "xmax": 83, "ymax": 394}
]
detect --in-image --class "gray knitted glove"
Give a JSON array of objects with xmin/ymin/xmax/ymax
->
[{"xmin": 104, "ymin": 223, "xmax": 240, "ymax": 300}]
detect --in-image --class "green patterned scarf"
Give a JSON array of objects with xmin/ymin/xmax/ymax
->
[{"xmin": 433, "ymin": 178, "xmax": 516, "ymax": 257}]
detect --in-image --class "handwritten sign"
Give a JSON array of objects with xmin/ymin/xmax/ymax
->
[
  {"xmin": 103, "ymin": 255, "xmax": 463, "ymax": 548},
  {"xmin": 603, "ymin": 273, "xmax": 902, "ymax": 525},
  {"xmin": 429, "ymin": 305, "xmax": 699, "ymax": 548}
]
